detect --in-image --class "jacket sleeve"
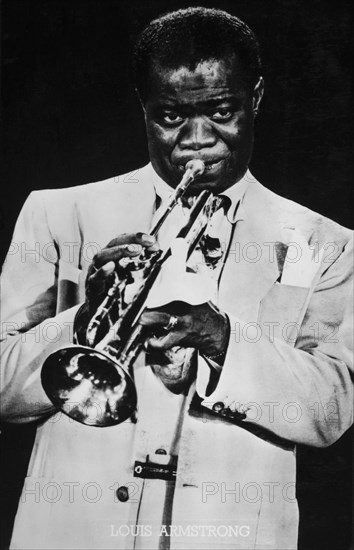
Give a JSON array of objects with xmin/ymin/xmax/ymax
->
[
  {"xmin": 198, "ymin": 237, "xmax": 353, "ymax": 447},
  {"xmin": 0, "ymin": 191, "xmax": 81, "ymax": 423}
]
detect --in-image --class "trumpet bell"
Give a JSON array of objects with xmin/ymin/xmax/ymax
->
[{"xmin": 41, "ymin": 346, "xmax": 137, "ymax": 427}]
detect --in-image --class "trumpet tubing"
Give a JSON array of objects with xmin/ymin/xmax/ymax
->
[{"xmin": 41, "ymin": 160, "xmax": 214, "ymax": 427}]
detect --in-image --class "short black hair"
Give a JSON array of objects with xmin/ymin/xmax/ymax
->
[{"xmin": 133, "ymin": 7, "xmax": 262, "ymax": 104}]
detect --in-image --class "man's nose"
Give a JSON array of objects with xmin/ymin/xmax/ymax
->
[{"xmin": 179, "ymin": 116, "xmax": 216, "ymax": 150}]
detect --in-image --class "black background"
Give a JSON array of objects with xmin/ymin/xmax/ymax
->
[{"xmin": 1, "ymin": 1, "xmax": 353, "ymax": 549}]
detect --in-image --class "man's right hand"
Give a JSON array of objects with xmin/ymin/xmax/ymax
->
[
  {"xmin": 85, "ymin": 232, "xmax": 159, "ymax": 312},
  {"xmin": 74, "ymin": 232, "xmax": 159, "ymax": 344}
]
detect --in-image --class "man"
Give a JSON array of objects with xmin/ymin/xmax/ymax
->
[{"xmin": 1, "ymin": 7, "xmax": 352, "ymax": 550}]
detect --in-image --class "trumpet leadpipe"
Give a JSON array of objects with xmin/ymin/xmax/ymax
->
[{"xmin": 149, "ymin": 160, "xmax": 205, "ymax": 237}]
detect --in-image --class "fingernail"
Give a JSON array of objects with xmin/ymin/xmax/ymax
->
[
  {"xmin": 102, "ymin": 261, "xmax": 115, "ymax": 273},
  {"xmin": 142, "ymin": 234, "xmax": 155, "ymax": 244},
  {"xmin": 128, "ymin": 244, "xmax": 142, "ymax": 253}
]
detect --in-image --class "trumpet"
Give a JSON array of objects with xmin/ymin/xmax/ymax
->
[{"xmin": 41, "ymin": 159, "xmax": 217, "ymax": 427}]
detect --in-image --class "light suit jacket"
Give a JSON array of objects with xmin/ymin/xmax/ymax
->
[{"xmin": 1, "ymin": 164, "xmax": 353, "ymax": 550}]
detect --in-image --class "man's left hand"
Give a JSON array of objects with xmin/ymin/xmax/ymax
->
[{"xmin": 140, "ymin": 301, "xmax": 230, "ymax": 361}]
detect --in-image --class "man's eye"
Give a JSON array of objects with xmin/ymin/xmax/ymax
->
[
  {"xmin": 162, "ymin": 113, "xmax": 184, "ymax": 125},
  {"xmin": 210, "ymin": 109, "xmax": 233, "ymax": 121}
]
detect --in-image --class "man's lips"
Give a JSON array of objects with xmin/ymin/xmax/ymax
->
[
  {"xmin": 174, "ymin": 158, "xmax": 226, "ymax": 173},
  {"xmin": 201, "ymin": 159, "xmax": 224, "ymax": 172}
]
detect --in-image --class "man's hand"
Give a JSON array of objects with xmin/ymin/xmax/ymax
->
[
  {"xmin": 140, "ymin": 302, "xmax": 230, "ymax": 361},
  {"xmin": 140, "ymin": 302, "xmax": 229, "ymax": 393},
  {"xmin": 85, "ymin": 232, "xmax": 159, "ymax": 312},
  {"xmin": 74, "ymin": 232, "xmax": 158, "ymax": 344}
]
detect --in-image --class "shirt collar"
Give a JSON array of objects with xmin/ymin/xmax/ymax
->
[{"xmin": 149, "ymin": 163, "xmax": 251, "ymax": 223}]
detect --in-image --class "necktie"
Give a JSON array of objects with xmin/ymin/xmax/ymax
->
[{"xmin": 188, "ymin": 195, "xmax": 231, "ymax": 272}]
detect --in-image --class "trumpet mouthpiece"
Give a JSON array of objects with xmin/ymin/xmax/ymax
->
[{"xmin": 185, "ymin": 159, "xmax": 205, "ymax": 179}]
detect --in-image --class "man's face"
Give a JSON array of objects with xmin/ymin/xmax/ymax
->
[{"xmin": 144, "ymin": 55, "xmax": 263, "ymax": 195}]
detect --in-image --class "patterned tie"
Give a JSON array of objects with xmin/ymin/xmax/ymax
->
[{"xmin": 191, "ymin": 195, "xmax": 231, "ymax": 270}]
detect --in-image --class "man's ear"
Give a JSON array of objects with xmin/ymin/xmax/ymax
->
[
  {"xmin": 136, "ymin": 89, "xmax": 146, "ymax": 115},
  {"xmin": 252, "ymin": 77, "xmax": 264, "ymax": 116}
]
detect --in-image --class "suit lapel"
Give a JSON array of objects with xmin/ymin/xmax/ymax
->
[{"xmin": 218, "ymin": 178, "xmax": 288, "ymax": 322}]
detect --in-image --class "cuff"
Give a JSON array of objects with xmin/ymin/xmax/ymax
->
[{"xmin": 196, "ymin": 314, "xmax": 248, "ymax": 421}]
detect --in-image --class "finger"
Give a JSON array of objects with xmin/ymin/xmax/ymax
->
[
  {"xmin": 106, "ymin": 232, "xmax": 158, "ymax": 250},
  {"xmin": 135, "ymin": 232, "xmax": 159, "ymax": 250},
  {"xmin": 93, "ymin": 244, "xmax": 143, "ymax": 268},
  {"xmin": 139, "ymin": 311, "xmax": 171, "ymax": 328},
  {"xmin": 147, "ymin": 331, "xmax": 183, "ymax": 351}
]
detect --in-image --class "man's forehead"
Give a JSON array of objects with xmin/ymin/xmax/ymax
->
[
  {"xmin": 151, "ymin": 54, "xmax": 237, "ymax": 76},
  {"xmin": 148, "ymin": 55, "xmax": 248, "ymax": 94}
]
